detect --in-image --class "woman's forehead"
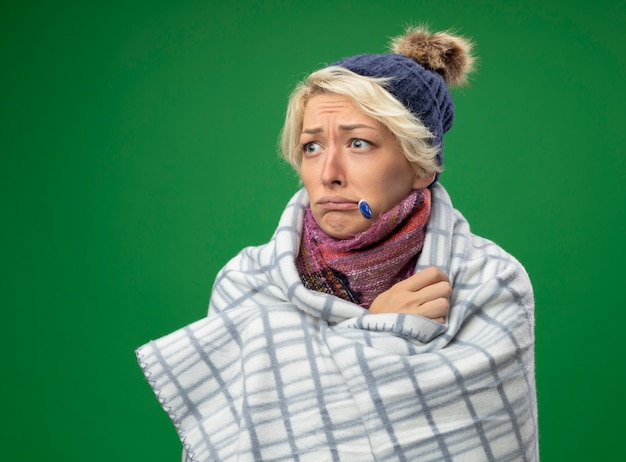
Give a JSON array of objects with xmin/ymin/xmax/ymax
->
[{"xmin": 303, "ymin": 94, "xmax": 375, "ymax": 124}]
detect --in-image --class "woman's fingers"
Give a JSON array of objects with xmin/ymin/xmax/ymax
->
[
  {"xmin": 401, "ymin": 297, "xmax": 450, "ymax": 321},
  {"xmin": 399, "ymin": 266, "xmax": 450, "ymax": 292},
  {"xmin": 369, "ymin": 267, "xmax": 452, "ymax": 320},
  {"xmin": 411, "ymin": 280, "xmax": 452, "ymax": 307}
]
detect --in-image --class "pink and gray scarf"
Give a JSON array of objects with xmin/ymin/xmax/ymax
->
[{"xmin": 296, "ymin": 188, "xmax": 431, "ymax": 308}]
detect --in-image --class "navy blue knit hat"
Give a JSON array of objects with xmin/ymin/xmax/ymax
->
[{"xmin": 332, "ymin": 27, "xmax": 474, "ymax": 169}]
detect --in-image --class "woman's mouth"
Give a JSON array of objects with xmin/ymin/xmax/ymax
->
[{"xmin": 317, "ymin": 196, "xmax": 358, "ymax": 211}]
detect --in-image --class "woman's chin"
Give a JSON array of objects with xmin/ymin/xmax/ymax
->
[{"xmin": 319, "ymin": 214, "xmax": 370, "ymax": 240}]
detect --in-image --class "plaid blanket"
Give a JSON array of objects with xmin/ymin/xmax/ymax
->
[{"xmin": 137, "ymin": 183, "xmax": 538, "ymax": 461}]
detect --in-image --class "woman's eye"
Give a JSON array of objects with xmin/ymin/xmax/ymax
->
[
  {"xmin": 302, "ymin": 142, "xmax": 322, "ymax": 154},
  {"xmin": 351, "ymin": 139, "xmax": 371, "ymax": 149}
]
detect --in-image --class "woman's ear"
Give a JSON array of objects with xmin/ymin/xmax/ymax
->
[{"xmin": 413, "ymin": 171, "xmax": 436, "ymax": 189}]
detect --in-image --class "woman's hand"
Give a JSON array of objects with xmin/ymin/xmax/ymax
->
[{"xmin": 369, "ymin": 266, "xmax": 452, "ymax": 323}]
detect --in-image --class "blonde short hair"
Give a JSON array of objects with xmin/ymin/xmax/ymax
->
[{"xmin": 280, "ymin": 66, "xmax": 443, "ymax": 177}]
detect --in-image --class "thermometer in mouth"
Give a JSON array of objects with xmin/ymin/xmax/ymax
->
[{"xmin": 358, "ymin": 199, "xmax": 373, "ymax": 220}]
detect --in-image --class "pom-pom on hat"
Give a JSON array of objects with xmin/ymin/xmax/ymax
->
[{"xmin": 331, "ymin": 26, "xmax": 474, "ymax": 168}]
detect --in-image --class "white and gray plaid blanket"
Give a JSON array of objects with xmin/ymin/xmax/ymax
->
[{"xmin": 137, "ymin": 183, "xmax": 538, "ymax": 461}]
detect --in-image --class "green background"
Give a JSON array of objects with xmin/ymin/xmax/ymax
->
[{"xmin": 2, "ymin": 0, "xmax": 624, "ymax": 460}]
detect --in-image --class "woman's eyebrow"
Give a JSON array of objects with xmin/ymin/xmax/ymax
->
[
  {"xmin": 339, "ymin": 123, "xmax": 377, "ymax": 131},
  {"xmin": 302, "ymin": 124, "xmax": 377, "ymax": 135}
]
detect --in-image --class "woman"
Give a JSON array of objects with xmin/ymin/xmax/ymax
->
[{"xmin": 137, "ymin": 26, "xmax": 538, "ymax": 461}]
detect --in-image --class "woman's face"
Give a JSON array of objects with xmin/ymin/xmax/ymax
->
[{"xmin": 299, "ymin": 93, "xmax": 433, "ymax": 239}]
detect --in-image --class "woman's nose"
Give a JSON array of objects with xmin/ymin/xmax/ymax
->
[{"xmin": 320, "ymin": 145, "xmax": 345, "ymax": 186}]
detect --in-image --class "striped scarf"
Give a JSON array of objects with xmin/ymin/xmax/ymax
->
[{"xmin": 296, "ymin": 188, "xmax": 431, "ymax": 308}]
